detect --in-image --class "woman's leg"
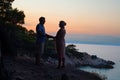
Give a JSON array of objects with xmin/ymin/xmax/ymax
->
[
  {"xmin": 62, "ymin": 57, "xmax": 65, "ymax": 68},
  {"xmin": 57, "ymin": 57, "xmax": 61, "ymax": 69}
]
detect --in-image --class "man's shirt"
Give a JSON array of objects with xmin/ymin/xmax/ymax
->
[{"xmin": 36, "ymin": 24, "xmax": 46, "ymax": 43}]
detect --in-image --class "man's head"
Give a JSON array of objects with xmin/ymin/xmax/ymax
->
[{"xmin": 39, "ymin": 17, "xmax": 45, "ymax": 25}]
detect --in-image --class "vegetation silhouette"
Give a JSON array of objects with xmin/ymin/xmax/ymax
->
[{"xmin": 0, "ymin": 0, "xmax": 35, "ymax": 80}]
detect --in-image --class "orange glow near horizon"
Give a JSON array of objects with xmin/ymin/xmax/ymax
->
[{"xmin": 13, "ymin": 0, "xmax": 120, "ymax": 36}]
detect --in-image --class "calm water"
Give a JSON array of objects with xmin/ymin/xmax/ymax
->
[{"xmin": 67, "ymin": 43, "xmax": 120, "ymax": 80}]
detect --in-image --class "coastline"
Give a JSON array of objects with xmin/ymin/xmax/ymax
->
[
  {"xmin": 66, "ymin": 42, "xmax": 120, "ymax": 47},
  {"xmin": 70, "ymin": 43, "xmax": 120, "ymax": 80},
  {"xmin": 65, "ymin": 44, "xmax": 115, "ymax": 69}
]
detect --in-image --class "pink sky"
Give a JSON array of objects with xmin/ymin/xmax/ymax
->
[{"xmin": 13, "ymin": 0, "xmax": 120, "ymax": 36}]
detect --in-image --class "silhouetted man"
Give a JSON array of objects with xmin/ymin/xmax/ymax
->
[{"xmin": 35, "ymin": 16, "xmax": 54, "ymax": 65}]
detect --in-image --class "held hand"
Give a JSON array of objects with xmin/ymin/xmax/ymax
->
[{"xmin": 46, "ymin": 34, "xmax": 56, "ymax": 40}]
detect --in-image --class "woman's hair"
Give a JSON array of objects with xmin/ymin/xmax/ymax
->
[{"xmin": 59, "ymin": 21, "xmax": 66, "ymax": 26}]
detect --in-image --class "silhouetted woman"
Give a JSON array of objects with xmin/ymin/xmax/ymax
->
[{"xmin": 55, "ymin": 21, "xmax": 66, "ymax": 69}]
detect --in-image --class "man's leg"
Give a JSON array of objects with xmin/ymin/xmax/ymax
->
[
  {"xmin": 39, "ymin": 42, "xmax": 45, "ymax": 64},
  {"xmin": 35, "ymin": 44, "xmax": 40, "ymax": 65},
  {"xmin": 35, "ymin": 42, "xmax": 45, "ymax": 65}
]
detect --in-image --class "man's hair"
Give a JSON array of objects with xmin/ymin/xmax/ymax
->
[{"xmin": 39, "ymin": 17, "xmax": 45, "ymax": 22}]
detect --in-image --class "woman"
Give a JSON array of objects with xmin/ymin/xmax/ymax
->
[{"xmin": 55, "ymin": 21, "xmax": 66, "ymax": 69}]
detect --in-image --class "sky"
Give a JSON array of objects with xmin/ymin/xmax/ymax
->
[{"xmin": 12, "ymin": 0, "xmax": 120, "ymax": 36}]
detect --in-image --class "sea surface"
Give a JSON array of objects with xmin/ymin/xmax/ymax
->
[{"xmin": 67, "ymin": 43, "xmax": 120, "ymax": 80}]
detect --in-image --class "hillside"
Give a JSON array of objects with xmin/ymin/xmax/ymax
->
[{"xmin": 1, "ymin": 55, "xmax": 103, "ymax": 80}]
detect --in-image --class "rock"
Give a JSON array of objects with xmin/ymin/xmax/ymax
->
[
  {"xmin": 107, "ymin": 60, "xmax": 115, "ymax": 65},
  {"xmin": 64, "ymin": 52, "xmax": 115, "ymax": 69},
  {"xmin": 2, "ymin": 51, "xmax": 114, "ymax": 80},
  {"xmin": 61, "ymin": 73, "xmax": 69, "ymax": 80},
  {"xmin": 3, "ymin": 56, "xmax": 103, "ymax": 80},
  {"xmin": 16, "ymin": 76, "xmax": 24, "ymax": 80}
]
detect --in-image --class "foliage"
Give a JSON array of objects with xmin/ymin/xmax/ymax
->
[
  {"xmin": 5, "ymin": 8, "xmax": 25, "ymax": 24},
  {"xmin": 91, "ymin": 55, "xmax": 97, "ymax": 59},
  {"xmin": 66, "ymin": 44, "xmax": 78, "ymax": 53},
  {"xmin": 43, "ymin": 39, "xmax": 57, "ymax": 59},
  {"xmin": 66, "ymin": 44, "xmax": 84, "ymax": 59},
  {"xmin": 0, "ymin": 0, "xmax": 25, "ymax": 25},
  {"xmin": 0, "ymin": 0, "xmax": 28, "ymax": 57},
  {"xmin": 0, "ymin": 23, "xmax": 36, "ymax": 56}
]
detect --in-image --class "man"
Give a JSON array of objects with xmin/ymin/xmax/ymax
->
[{"xmin": 35, "ymin": 16, "xmax": 54, "ymax": 65}]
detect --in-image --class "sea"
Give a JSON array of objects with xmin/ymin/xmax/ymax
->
[{"xmin": 67, "ymin": 43, "xmax": 120, "ymax": 80}]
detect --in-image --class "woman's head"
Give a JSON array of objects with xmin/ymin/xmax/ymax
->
[{"xmin": 59, "ymin": 21, "xmax": 66, "ymax": 28}]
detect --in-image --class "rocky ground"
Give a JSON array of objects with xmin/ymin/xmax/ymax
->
[
  {"xmin": 2, "ymin": 56, "xmax": 103, "ymax": 80},
  {"xmin": 65, "ymin": 52, "xmax": 115, "ymax": 69}
]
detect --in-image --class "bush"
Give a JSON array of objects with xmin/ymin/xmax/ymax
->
[{"xmin": 91, "ymin": 55, "xmax": 97, "ymax": 59}]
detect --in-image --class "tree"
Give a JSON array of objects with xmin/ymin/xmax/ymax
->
[
  {"xmin": 5, "ymin": 8, "xmax": 25, "ymax": 24},
  {"xmin": 0, "ymin": 0, "xmax": 14, "ymax": 20},
  {"xmin": 66, "ymin": 44, "xmax": 78, "ymax": 53},
  {"xmin": 28, "ymin": 30, "xmax": 36, "ymax": 38},
  {"xmin": 0, "ymin": 0, "xmax": 25, "ymax": 25}
]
